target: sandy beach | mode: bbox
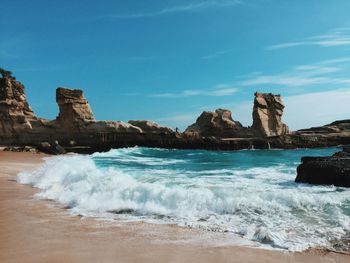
[0,151,349,263]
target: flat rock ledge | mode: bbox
[295,146,350,187]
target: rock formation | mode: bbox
[252,92,289,137]
[54,87,142,135]
[128,120,174,135]
[1,68,349,153]
[185,109,251,138]
[297,120,350,135]
[295,146,350,187]
[56,87,94,127]
[0,71,37,137]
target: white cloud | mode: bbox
[284,89,350,130]
[156,112,199,130]
[151,86,238,98]
[268,27,350,50]
[109,0,242,19]
[241,57,350,88]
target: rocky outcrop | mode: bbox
[54,88,142,135]
[252,92,289,137]
[185,109,252,138]
[56,87,94,127]
[86,121,142,134]
[1,68,349,153]
[295,146,350,187]
[0,72,37,137]
[297,120,350,135]
[128,120,174,135]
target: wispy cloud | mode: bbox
[241,57,350,87]
[201,48,235,59]
[268,27,350,50]
[150,85,238,98]
[283,88,350,130]
[108,0,242,19]
[157,113,198,126]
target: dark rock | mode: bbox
[3,146,38,153]
[36,141,65,155]
[295,151,350,187]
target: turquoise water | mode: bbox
[18,147,350,251]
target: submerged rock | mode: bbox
[295,147,350,187]
[252,92,289,137]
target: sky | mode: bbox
[1,0,350,131]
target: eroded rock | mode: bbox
[185,108,252,138]
[128,120,174,135]
[56,87,94,127]
[0,73,37,136]
[252,92,289,137]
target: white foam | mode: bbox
[17,148,350,251]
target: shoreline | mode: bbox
[0,151,349,263]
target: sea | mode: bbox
[17,147,350,251]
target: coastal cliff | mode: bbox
[0,69,349,153]
[0,70,37,136]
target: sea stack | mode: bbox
[56,87,95,127]
[252,92,289,137]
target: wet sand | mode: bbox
[0,151,349,263]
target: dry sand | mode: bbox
[0,150,349,263]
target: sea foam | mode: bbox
[17,147,350,251]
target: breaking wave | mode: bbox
[17,147,350,251]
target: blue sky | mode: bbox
[1,0,350,130]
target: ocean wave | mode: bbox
[17,147,350,251]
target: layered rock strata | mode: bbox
[0,69,349,153]
[0,73,37,137]
[56,87,95,126]
[252,92,289,137]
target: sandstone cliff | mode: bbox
[1,68,349,152]
[0,71,37,137]
[252,92,289,137]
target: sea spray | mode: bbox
[17,147,350,251]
